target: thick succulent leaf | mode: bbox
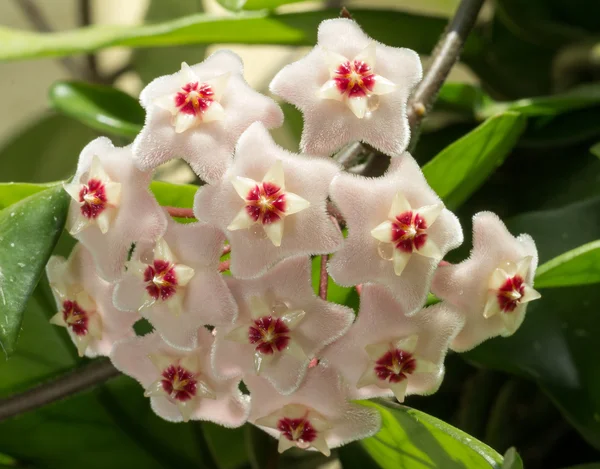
[0,9,476,62]
[535,240,600,288]
[466,196,600,449]
[422,112,526,210]
[0,182,58,211]
[49,81,144,138]
[357,400,503,468]
[0,186,69,357]
[502,448,524,469]
[150,181,198,209]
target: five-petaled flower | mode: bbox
[323,284,463,402]
[194,122,343,279]
[113,215,237,350]
[111,330,249,425]
[247,365,381,456]
[270,18,422,157]
[47,244,138,357]
[211,256,354,394]
[432,212,541,351]
[328,152,463,314]
[132,51,283,184]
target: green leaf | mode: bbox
[0,9,468,62]
[535,240,600,288]
[202,423,248,469]
[502,448,524,469]
[422,112,526,210]
[0,185,69,357]
[359,400,503,468]
[466,196,600,450]
[591,142,600,159]
[0,182,59,211]
[243,0,308,10]
[150,181,198,208]
[49,81,144,138]
[0,114,97,183]
[310,256,359,312]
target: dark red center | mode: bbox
[245,182,286,225]
[391,211,428,253]
[497,275,525,313]
[248,316,291,355]
[161,365,197,402]
[144,260,178,301]
[62,300,89,336]
[375,348,417,383]
[175,82,215,116]
[278,417,317,443]
[78,178,107,219]
[333,60,376,98]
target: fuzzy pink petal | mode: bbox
[211,256,354,394]
[111,329,250,427]
[328,153,463,313]
[323,284,463,399]
[47,244,138,358]
[194,122,343,279]
[432,212,539,352]
[133,51,283,183]
[270,19,422,157]
[247,364,381,449]
[67,137,167,282]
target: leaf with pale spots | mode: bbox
[49,81,145,139]
[0,185,69,357]
[346,400,503,468]
[422,112,526,210]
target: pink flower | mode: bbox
[47,244,138,357]
[432,212,541,351]
[63,137,167,282]
[111,330,249,425]
[328,153,463,313]
[270,18,422,157]
[246,364,381,456]
[323,284,463,402]
[113,214,237,350]
[132,51,284,183]
[211,256,354,394]
[194,122,343,279]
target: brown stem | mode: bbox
[165,206,195,218]
[0,359,119,422]
[355,284,363,295]
[318,255,330,300]
[15,0,87,80]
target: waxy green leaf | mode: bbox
[422,112,526,210]
[535,240,600,288]
[359,400,504,468]
[0,182,58,211]
[0,185,69,357]
[49,81,144,138]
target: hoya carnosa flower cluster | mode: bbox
[47,18,541,456]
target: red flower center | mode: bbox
[144,260,178,301]
[78,178,107,219]
[391,211,428,253]
[62,300,89,336]
[333,60,376,98]
[375,348,417,383]
[278,417,317,444]
[244,182,286,225]
[248,316,291,355]
[161,365,197,402]
[497,275,525,313]
[175,82,215,116]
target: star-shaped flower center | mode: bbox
[144,260,178,301]
[79,179,107,220]
[161,365,198,402]
[318,42,396,118]
[256,404,332,456]
[374,348,417,383]
[483,257,541,333]
[371,192,444,276]
[228,160,310,246]
[175,82,215,117]
[249,316,291,354]
[358,336,438,402]
[154,62,229,133]
[62,299,89,336]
